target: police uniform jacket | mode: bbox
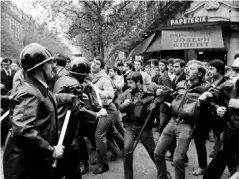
[3,76,72,179]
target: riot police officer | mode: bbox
[3,43,74,179]
[53,56,107,178]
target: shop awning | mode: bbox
[130,32,156,56]
[161,26,224,50]
[146,32,161,52]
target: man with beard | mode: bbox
[117,72,156,179]
[154,60,211,179]
[3,43,74,179]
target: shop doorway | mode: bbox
[197,50,227,64]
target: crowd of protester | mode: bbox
[1,43,239,179]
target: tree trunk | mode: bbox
[99,27,104,59]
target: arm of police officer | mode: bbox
[80,107,108,118]
[12,90,64,159]
[54,93,76,106]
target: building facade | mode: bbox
[1,0,72,59]
[125,1,239,65]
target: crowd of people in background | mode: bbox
[1,43,239,179]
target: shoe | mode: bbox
[93,164,109,174]
[165,154,173,161]
[80,162,89,175]
[110,152,117,161]
[192,168,206,176]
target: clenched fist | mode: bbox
[229,98,239,109]
[198,91,212,101]
[123,99,131,106]
[53,145,65,159]
[156,89,164,96]
[216,106,226,118]
[98,108,108,117]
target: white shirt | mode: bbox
[168,72,175,81]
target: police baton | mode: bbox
[0,110,10,123]
[52,110,71,168]
[92,85,103,108]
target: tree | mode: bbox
[33,0,155,59]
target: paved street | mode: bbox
[1,130,230,179]
[83,130,230,179]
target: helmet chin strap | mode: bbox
[41,68,49,85]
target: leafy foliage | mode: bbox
[33,0,156,59]
[1,0,72,60]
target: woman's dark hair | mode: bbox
[208,59,225,75]
[126,72,143,84]
[95,56,105,69]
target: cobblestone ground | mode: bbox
[1,130,230,179]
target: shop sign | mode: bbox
[170,16,208,25]
[161,27,224,50]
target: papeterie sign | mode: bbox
[170,16,208,25]
[161,26,224,50]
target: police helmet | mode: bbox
[70,57,90,75]
[20,43,53,72]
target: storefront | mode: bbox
[128,1,239,65]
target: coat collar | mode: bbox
[92,70,108,84]
[25,76,48,97]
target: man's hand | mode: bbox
[229,171,239,179]
[123,99,131,106]
[216,106,226,118]
[98,108,108,117]
[229,98,239,109]
[53,145,65,159]
[0,84,5,89]
[156,89,164,96]
[198,91,212,101]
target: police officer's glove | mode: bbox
[71,97,84,116]
[53,145,65,159]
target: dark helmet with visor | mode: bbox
[70,57,90,75]
[20,43,53,72]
